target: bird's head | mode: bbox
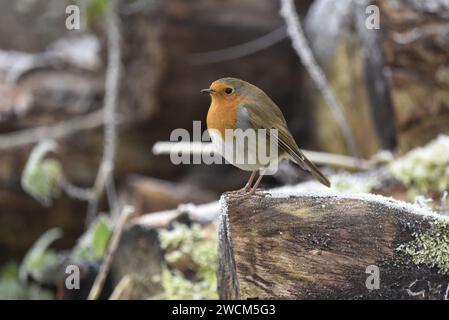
[201,77,252,104]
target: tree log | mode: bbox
[218,192,449,299]
[124,175,217,216]
[307,0,449,155]
[377,0,449,152]
[109,224,164,299]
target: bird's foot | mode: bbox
[231,184,268,197]
[248,188,270,196]
[234,184,251,194]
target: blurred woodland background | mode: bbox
[0,0,448,299]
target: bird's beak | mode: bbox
[200,88,215,94]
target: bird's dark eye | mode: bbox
[225,87,233,95]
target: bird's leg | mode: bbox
[249,174,264,195]
[238,170,257,192]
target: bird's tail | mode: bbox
[289,151,331,187]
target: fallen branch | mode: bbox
[132,201,220,228]
[152,141,372,171]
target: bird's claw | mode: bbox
[231,188,269,197]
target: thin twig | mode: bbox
[0,109,104,151]
[187,26,287,65]
[87,205,134,300]
[60,175,94,201]
[108,274,133,300]
[106,174,120,219]
[279,0,358,157]
[301,149,371,171]
[87,0,122,225]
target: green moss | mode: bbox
[397,219,449,274]
[0,262,53,300]
[390,134,449,198]
[157,222,218,300]
[155,267,218,300]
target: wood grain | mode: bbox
[218,192,449,299]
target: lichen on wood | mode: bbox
[397,219,449,274]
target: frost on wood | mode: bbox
[217,195,240,299]
[218,190,449,299]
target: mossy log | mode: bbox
[218,192,449,299]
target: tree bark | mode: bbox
[376,0,449,151]
[307,0,449,155]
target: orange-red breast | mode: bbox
[202,77,330,194]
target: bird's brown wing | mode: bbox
[241,102,331,187]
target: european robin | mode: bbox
[202,77,330,194]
